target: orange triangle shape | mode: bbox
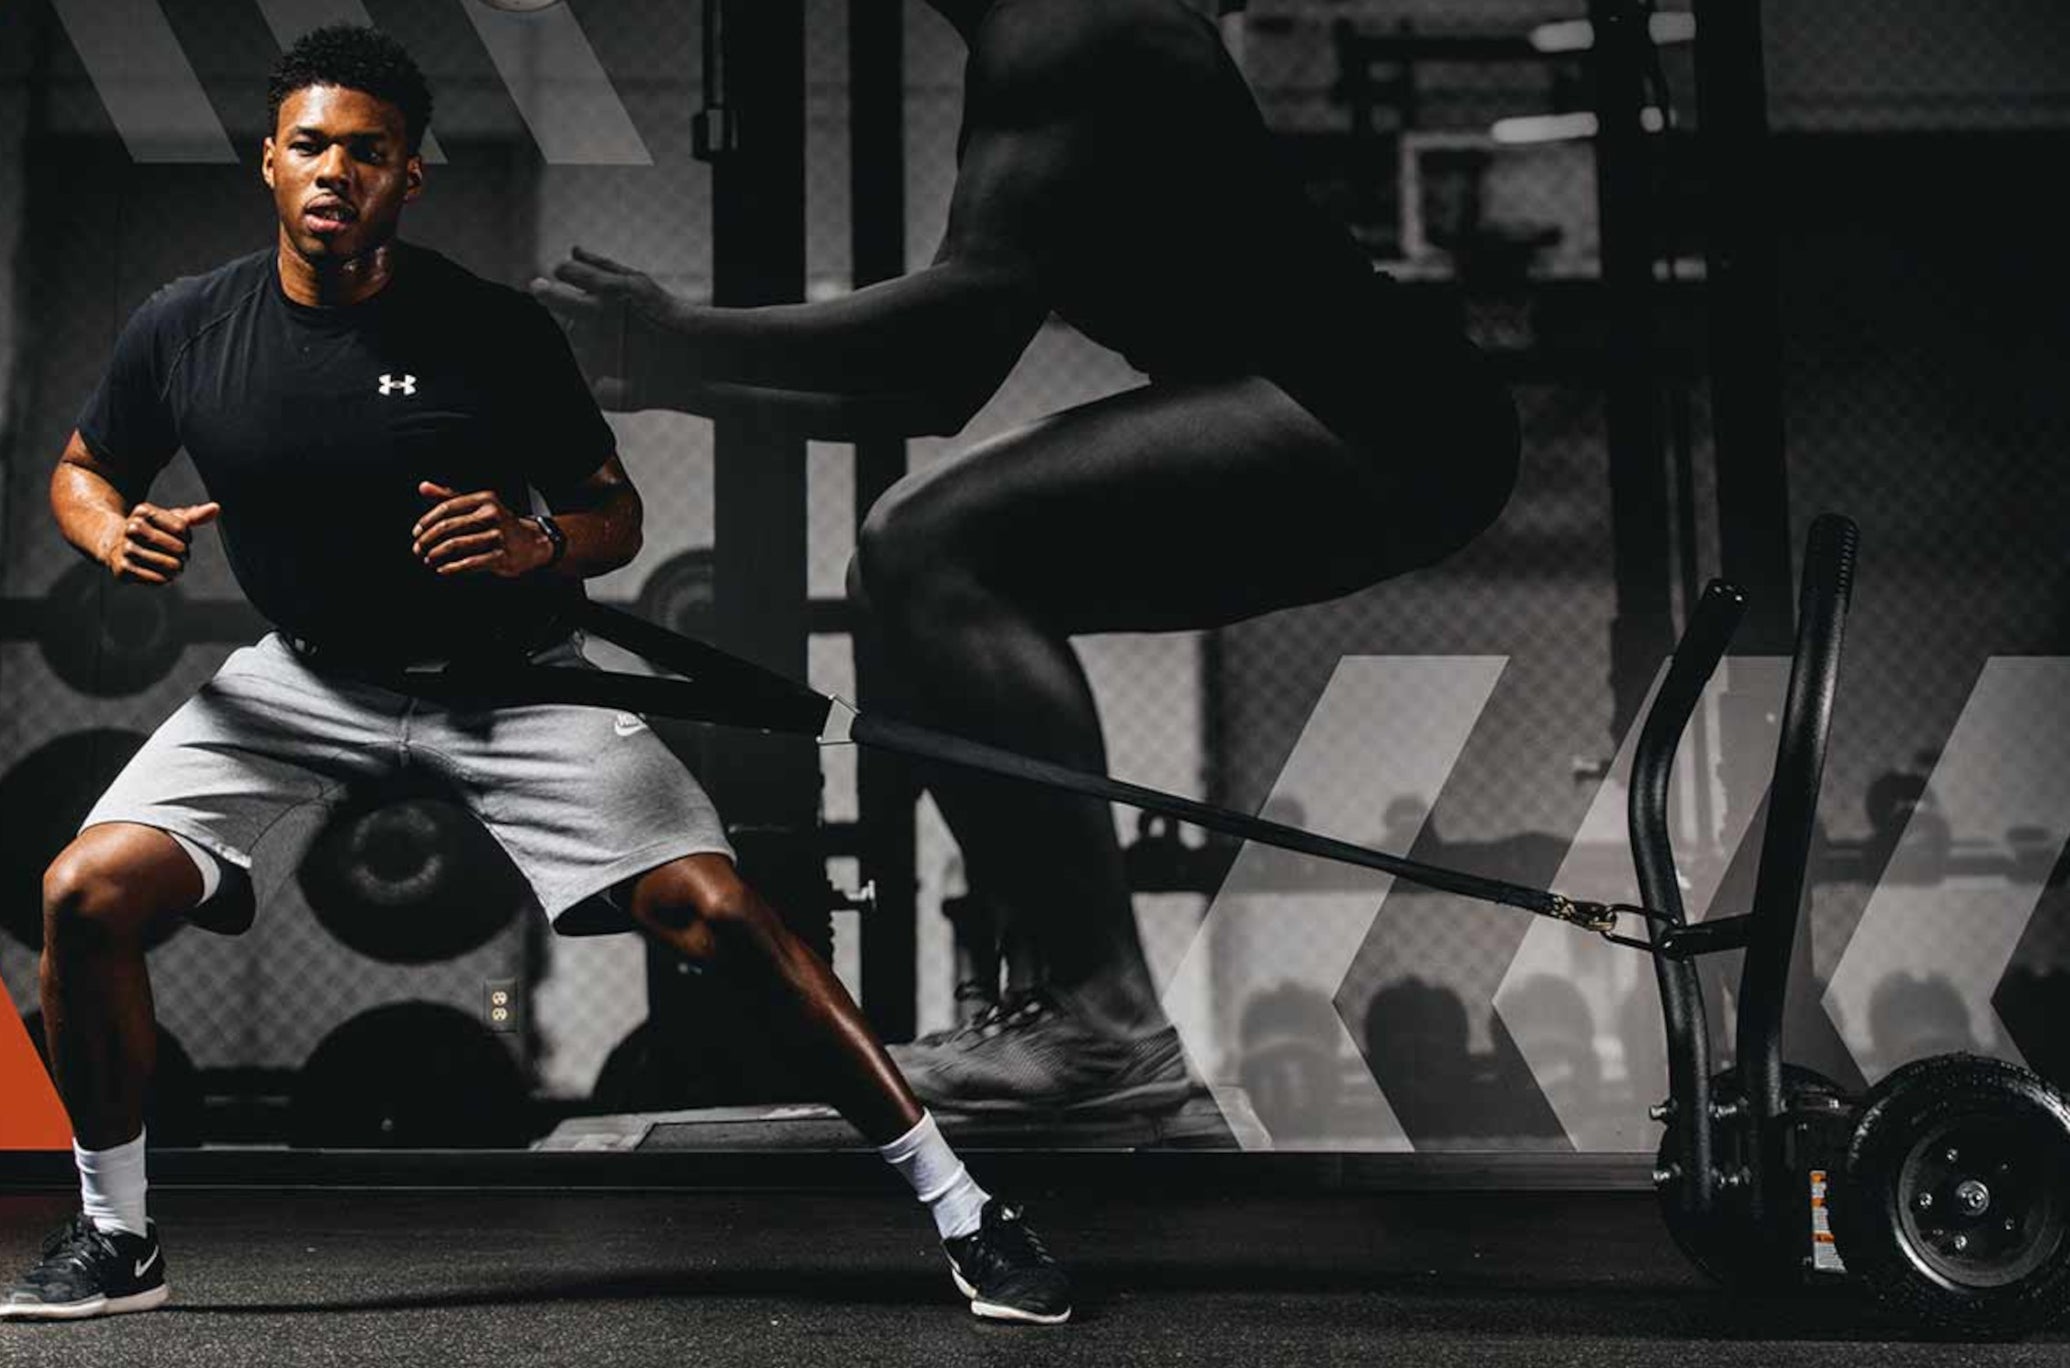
[0,979,72,1150]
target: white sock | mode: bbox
[878,1111,989,1240]
[76,1128,149,1237]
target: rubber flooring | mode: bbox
[1,1187,2064,1366]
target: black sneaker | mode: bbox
[0,1214,170,1321]
[942,1198,1071,1325]
[889,991,1199,1116]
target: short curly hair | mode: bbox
[267,24,432,153]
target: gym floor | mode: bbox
[2,1180,2062,1366]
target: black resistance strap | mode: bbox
[393,602,1658,941]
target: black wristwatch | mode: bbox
[530,513,568,568]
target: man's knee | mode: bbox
[844,551,873,616]
[42,845,168,952]
[630,857,782,966]
[856,478,967,602]
[855,488,993,632]
[854,491,919,604]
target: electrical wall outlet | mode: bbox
[484,979,520,1034]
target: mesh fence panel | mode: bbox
[1765,0,2070,131]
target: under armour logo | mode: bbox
[378,374,417,397]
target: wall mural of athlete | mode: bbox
[534,0,1521,1116]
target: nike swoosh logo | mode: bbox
[613,713,647,737]
[134,1248,159,1278]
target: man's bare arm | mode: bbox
[531,37,1093,439]
[533,252,1046,438]
[535,453,642,579]
[50,430,217,585]
[414,453,642,581]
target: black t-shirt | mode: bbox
[76,243,614,661]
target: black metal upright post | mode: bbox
[1691,0,1793,650]
[1589,0,1675,743]
[647,0,818,1093]
[708,0,816,902]
[847,0,919,1040]
[705,0,808,717]
[1691,0,1797,847]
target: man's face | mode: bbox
[262,84,421,263]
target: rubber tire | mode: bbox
[1656,1063,1845,1293]
[1832,1053,2070,1340]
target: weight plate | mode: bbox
[296,784,525,964]
[288,1001,529,1148]
[0,731,164,951]
[39,561,186,697]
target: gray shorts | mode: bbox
[81,632,733,929]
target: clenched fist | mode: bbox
[103,501,219,585]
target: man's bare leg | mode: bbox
[41,824,203,1152]
[625,853,1071,1322]
[627,853,922,1142]
[0,823,204,1321]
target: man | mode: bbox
[1,24,1067,1326]
[534,0,1521,1114]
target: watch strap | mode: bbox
[532,513,568,567]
